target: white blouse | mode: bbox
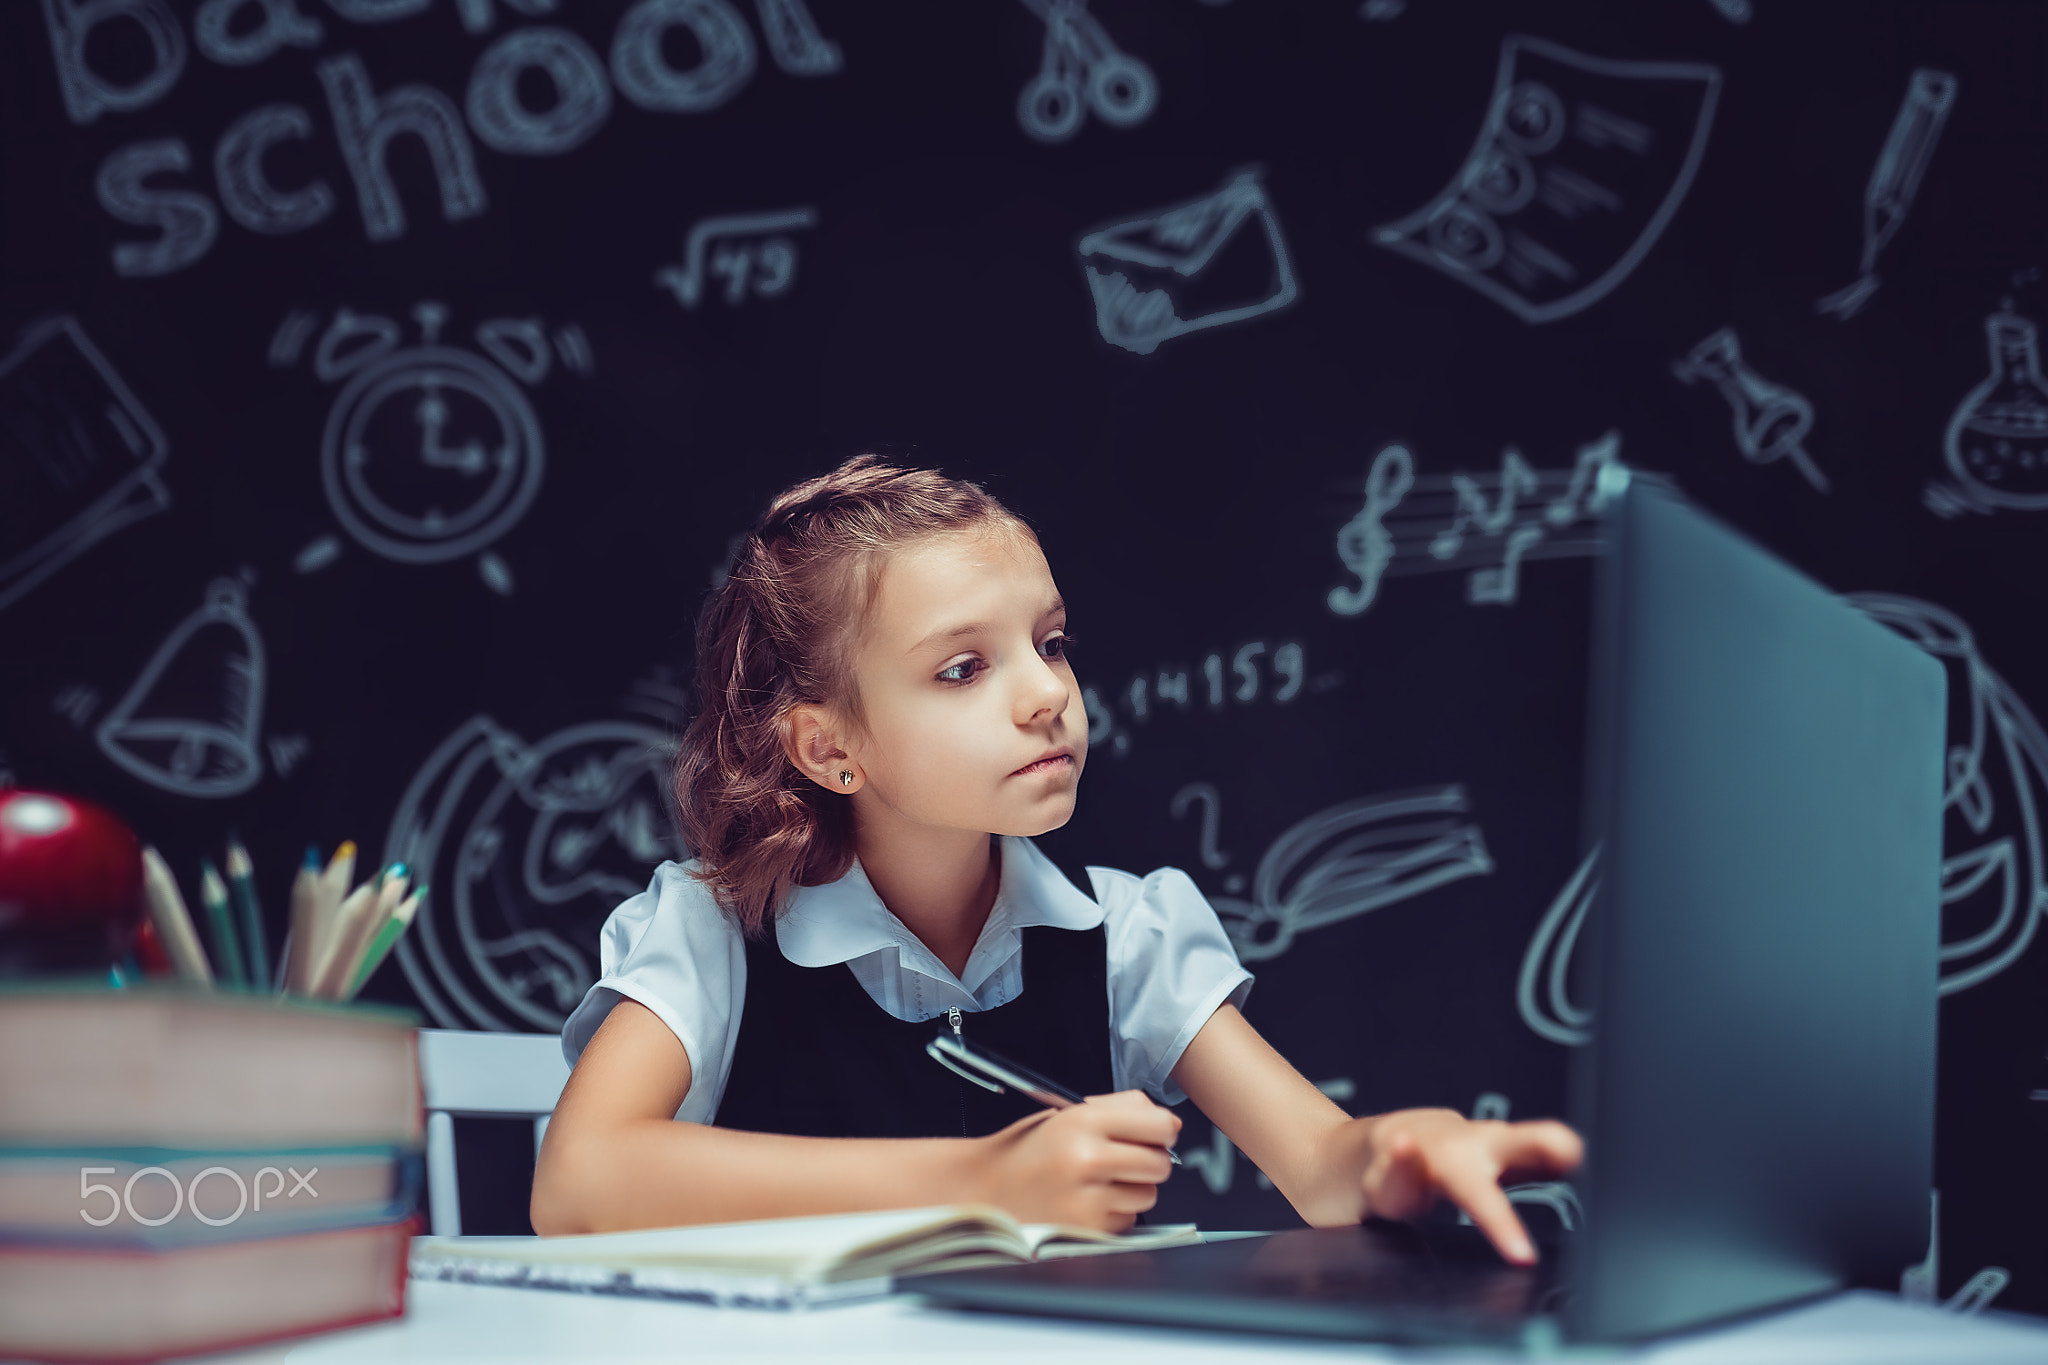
[561,835,1254,1123]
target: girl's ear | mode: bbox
[781,705,857,792]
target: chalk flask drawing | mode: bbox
[1077,168,1299,355]
[0,316,171,614]
[1940,309,2048,511]
[1816,69,1957,320]
[384,712,682,1032]
[1671,327,1828,493]
[1014,0,1157,144]
[1372,35,1720,323]
[94,579,265,799]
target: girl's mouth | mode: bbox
[1011,753,1075,777]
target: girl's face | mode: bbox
[844,525,1087,839]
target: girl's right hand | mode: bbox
[972,1091,1182,1231]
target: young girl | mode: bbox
[532,457,1580,1262]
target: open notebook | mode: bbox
[410,1205,1201,1308]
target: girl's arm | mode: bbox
[1170,1004,1582,1265]
[531,998,1181,1235]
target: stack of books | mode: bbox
[0,986,423,1361]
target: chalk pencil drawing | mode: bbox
[0,316,171,614]
[1329,432,1627,616]
[1901,1192,2011,1315]
[95,578,266,799]
[1372,36,1720,323]
[655,207,817,309]
[386,708,684,1031]
[279,302,589,592]
[1014,0,1157,144]
[1672,327,1828,494]
[1077,168,1299,356]
[1817,70,1956,320]
[1924,307,2048,516]
[1206,787,1493,963]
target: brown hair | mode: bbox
[675,455,1032,936]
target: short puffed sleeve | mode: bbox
[560,861,747,1124]
[1089,865,1254,1105]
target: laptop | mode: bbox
[906,476,1948,1344]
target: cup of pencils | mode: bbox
[139,837,423,1001]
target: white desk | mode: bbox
[225,1280,2048,1364]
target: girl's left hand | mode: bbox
[1348,1108,1584,1266]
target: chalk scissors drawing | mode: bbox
[1014,0,1158,144]
[655,207,818,309]
[1328,431,1628,616]
[0,316,170,614]
[95,578,266,799]
[1817,69,1957,320]
[1205,787,1494,964]
[386,712,682,1031]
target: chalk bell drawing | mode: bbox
[276,302,592,594]
[1373,35,1720,323]
[1925,307,2048,515]
[1077,168,1299,355]
[0,316,170,614]
[95,578,266,799]
[1014,0,1157,144]
[1328,431,1627,615]
[1816,69,1957,320]
[655,207,817,309]
[1671,327,1828,494]
[385,708,683,1031]
[1206,786,1493,963]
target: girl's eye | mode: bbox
[937,658,984,685]
[1040,633,1073,661]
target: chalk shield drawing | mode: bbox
[1014,0,1157,144]
[93,578,267,799]
[275,302,593,594]
[655,207,817,309]
[1328,431,1627,616]
[0,316,171,614]
[1077,168,1299,355]
[386,713,683,1031]
[1373,36,1720,323]
[1672,327,1827,493]
[1925,308,2048,515]
[1817,69,1957,320]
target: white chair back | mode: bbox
[417,1028,571,1237]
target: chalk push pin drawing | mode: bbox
[1816,69,1957,320]
[1014,0,1157,144]
[1926,307,2048,515]
[1373,35,1720,324]
[1672,327,1828,494]
[277,302,593,595]
[655,207,817,309]
[94,578,267,799]
[1077,168,1300,355]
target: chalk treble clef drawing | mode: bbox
[655,207,819,309]
[1014,0,1157,144]
[1328,445,1413,616]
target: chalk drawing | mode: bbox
[1206,787,1493,963]
[96,139,220,277]
[1517,847,1597,1047]
[1014,0,1157,144]
[1170,782,1231,870]
[1086,640,1318,760]
[1705,0,1751,23]
[0,317,171,614]
[41,0,188,125]
[1360,1,1406,21]
[1924,307,2048,515]
[318,53,488,243]
[95,579,266,799]
[655,207,817,309]
[386,708,684,1031]
[216,105,337,235]
[1329,432,1627,616]
[1078,168,1299,356]
[754,0,843,75]
[196,0,325,66]
[1460,1093,1582,1230]
[1372,36,1720,323]
[1901,1192,2011,1315]
[1672,327,1828,494]
[1817,70,1956,320]
[279,302,589,591]
[466,26,614,156]
[1181,1079,1355,1196]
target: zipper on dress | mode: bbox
[948,1008,967,1137]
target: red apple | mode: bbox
[0,790,145,974]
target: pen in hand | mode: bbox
[927,1032,1183,1166]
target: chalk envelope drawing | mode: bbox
[1078,168,1300,355]
[0,316,170,614]
[1208,786,1493,963]
[385,714,683,1031]
[95,578,266,799]
[1015,0,1158,144]
[1817,69,1956,320]
[1372,35,1720,324]
[1672,327,1828,494]
[1329,431,1627,616]
[1930,309,2048,514]
[654,207,817,309]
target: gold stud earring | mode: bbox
[839,771,855,787]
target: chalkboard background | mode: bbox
[4,0,2044,1314]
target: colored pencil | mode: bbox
[198,859,249,989]
[345,885,423,1000]
[316,865,407,1000]
[140,847,212,985]
[309,873,380,1000]
[283,845,322,995]
[224,837,269,991]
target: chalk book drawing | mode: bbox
[1518,593,2048,1051]
[384,711,683,1031]
[1672,327,1827,494]
[1372,35,1720,323]
[1817,69,1957,320]
[273,301,593,595]
[1013,0,1158,144]
[655,207,817,309]
[1077,168,1300,355]
[1925,306,2048,516]
[1328,431,1628,616]
[0,316,170,614]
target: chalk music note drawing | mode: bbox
[1328,431,1628,616]
[655,207,818,310]
[1672,327,1828,494]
